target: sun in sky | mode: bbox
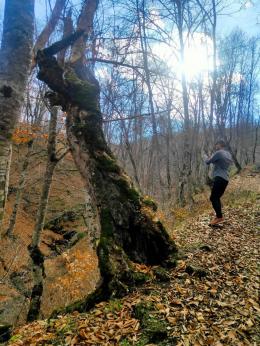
[180,34,214,80]
[153,32,214,81]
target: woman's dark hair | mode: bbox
[215,140,226,147]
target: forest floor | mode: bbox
[6,172,260,346]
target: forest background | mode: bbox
[0,0,259,330]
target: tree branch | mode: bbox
[41,30,85,57]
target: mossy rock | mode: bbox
[133,302,168,343]
[153,266,170,282]
[144,317,168,343]
[47,231,86,256]
[44,210,81,232]
[132,271,151,285]
[185,265,208,278]
[51,285,107,317]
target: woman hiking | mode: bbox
[205,140,233,225]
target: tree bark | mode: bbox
[136,0,162,195]
[175,0,193,206]
[36,37,177,309]
[0,0,34,230]
[27,107,60,322]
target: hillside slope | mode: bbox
[0,147,99,325]
[5,169,259,346]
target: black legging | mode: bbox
[210,176,228,218]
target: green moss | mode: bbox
[133,302,168,344]
[133,301,155,321]
[76,232,86,240]
[127,187,141,203]
[115,177,140,204]
[9,334,22,342]
[64,68,99,113]
[104,299,123,314]
[144,317,168,343]
[97,208,116,279]
[135,336,150,346]
[100,208,114,238]
[120,339,132,346]
[96,152,121,174]
[142,196,158,211]
[132,271,151,285]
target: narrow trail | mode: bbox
[8,199,259,346]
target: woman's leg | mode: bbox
[210,177,228,218]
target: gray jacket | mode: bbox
[206,149,233,181]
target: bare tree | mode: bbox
[0,0,35,230]
[35,0,177,315]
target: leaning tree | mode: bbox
[34,0,177,314]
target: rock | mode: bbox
[9,268,31,298]
[144,318,168,343]
[133,302,168,343]
[44,210,81,232]
[185,265,208,278]
[0,324,11,342]
[0,288,27,326]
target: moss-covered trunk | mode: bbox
[36,40,177,307]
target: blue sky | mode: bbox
[217,0,260,36]
[0,0,259,37]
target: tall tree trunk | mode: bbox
[36,34,177,311]
[0,0,34,230]
[137,0,162,195]
[210,0,217,135]
[175,0,193,207]
[27,107,60,322]
[120,120,141,191]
